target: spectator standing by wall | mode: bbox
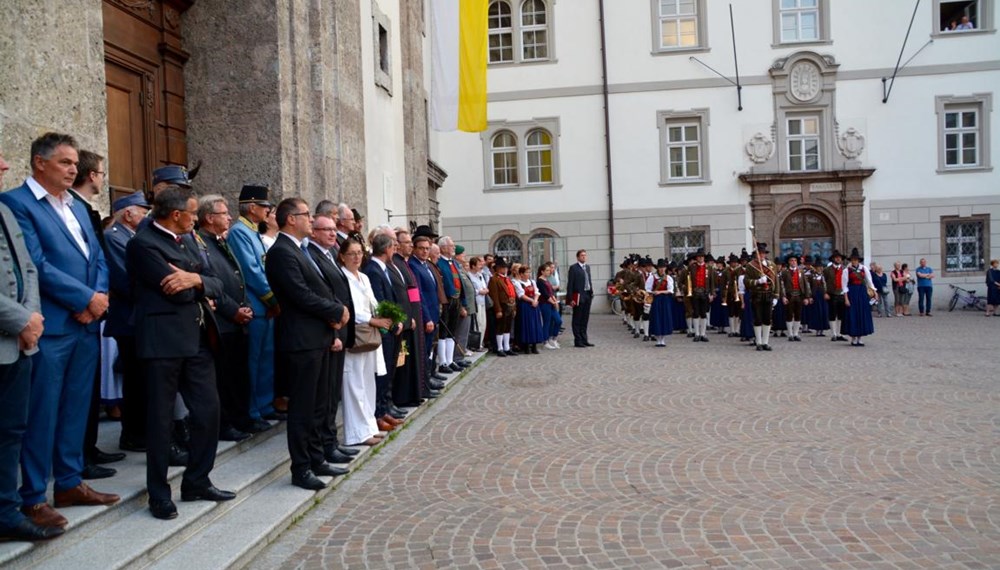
[915,258,935,316]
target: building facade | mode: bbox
[432,0,999,306]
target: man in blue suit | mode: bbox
[0,133,119,531]
[408,234,444,397]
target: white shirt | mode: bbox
[578,262,592,291]
[469,270,488,305]
[152,221,180,242]
[279,231,302,248]
[27,176,90,258]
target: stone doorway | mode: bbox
[778,208,835,262]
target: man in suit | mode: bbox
[0,151,61,541]
[266,200,351,490]
[334,203,355,249]
[435,236,467,374]
[566,249,595,348]
[127,185,235,520]
[227,185,280,427]
[409,235,445,396]
[104,193,151,454]
[392,229,427,405]
[305,214,360,465]
[196,195,254,442]
[363,233,405,432]
[0,133,119,530]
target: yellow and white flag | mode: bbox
[429,0,488,132]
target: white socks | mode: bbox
[753,326,762,345]
[761,324,771,345]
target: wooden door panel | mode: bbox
[105,61,147,201]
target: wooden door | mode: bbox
[105,61,150,202]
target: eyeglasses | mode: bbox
[289,211,312,218]
[313,227,336,232]
[210,210,229,216]
[342,250,364,257]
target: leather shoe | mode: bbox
[21,504,67,528]
[0,518,64,541]
[448,363,463,372]
[337,445,360,456]
[169,444,189,467]
[495,350,507,357]
[584,342,595,347]
[504,350,518,356]
[430,372,448,381]
[91,448,126,465]
[325,449,355,464]
[263,411,288,421]
[54,483,120,508]
[149,499,178,520]
[81,464,116,480]
[388,406,408,419]
[437,365,454,375]
[429,379,445,390]
[219,427,252,442]
[382,414,404,426]
[245,418,273,433]
[291,471,327,491]
[312,463,349,477]
[376,418,395,432]
[119,437,146,452]
[181,485,236,502]
[426,389,441,398]
[273,396,289,413]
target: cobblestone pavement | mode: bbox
[253,311,1000,569]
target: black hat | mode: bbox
[829,249,844,262]
[352,208,364,221]
[412,224,439,239]
[849,247,861,260]
[716,255,726,264]
[740,248,751,262]
[239,185,272,206]
[813,254,824,265]
[755,242,769,254]
[493,256,508,269]
[694,248,706,258]
[728,253,740,264]
[640,256,653,267]
[152,165,191,188]
[656,258,668,268]
[667,261,678,271]
[785,253,799,264]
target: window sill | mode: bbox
[488,58,558,69]
[484,184,563,193]
[651,46,711,56]
[771,39,833,48]
[936,166,993,174]
[659,179,712,187]
[931,29,996,39]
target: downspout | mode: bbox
[598,0,616,273]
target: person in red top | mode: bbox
[780,254,812,341]
[686,249,716,342]
[487,258,517,356]
[823,250,849,342]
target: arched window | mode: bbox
[488,1,514,63]
[526,231,565,276]
[778,209,835,262]
[491,131,519,186]
[493,234,524,264]
[520,0,549,61]
[525,129,553,184]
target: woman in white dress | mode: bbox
[339,239,394,446]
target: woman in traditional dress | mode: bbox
[841,248,876,347]
[537,262,562,349]
[513,265,545,354]
[808,256,830,336]
[648,259,675,347]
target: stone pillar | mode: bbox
[842,173,867,252]
[399,0,431,226]
[0,0,107,182]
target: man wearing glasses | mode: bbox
[227,185,281,431]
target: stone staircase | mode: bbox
[0,352,485,569]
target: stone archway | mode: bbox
[778,208,835,262]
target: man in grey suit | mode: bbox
[0,151,58,540]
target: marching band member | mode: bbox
[841,248,876,347]
[780,254,812,341]
[648,259,674,347]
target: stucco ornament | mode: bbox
[745,132,775,164]
[837,127,866,159]
[789,61,821,102]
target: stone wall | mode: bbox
[0,0,107,185]
[398,0,431,227]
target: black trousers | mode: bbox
[144,345,219,502]
[571,291,593,344]
[691,295,710,318]
[828,294,846,322]
[375,332,398,418]
[280,348,331,476]
[0,355,30,528]
[392,329,421,406]
[216,332,252,432]
[114,336,146,447]
[786,296,804,321]
[751,294,773,326]
[438,298,460,339]
[321,348,344,457]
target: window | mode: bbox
[665,227,708,265]
[771,0,829,45]
[935,0,993,34]
[488,0,554,65]
[372,5,393,94]
[493,234,524,264]
[786,116,820,172]
[481,118,561,191]
[651,0,707,53]
[936,94,993,173]
[657,109,710,185]
[942,216,989,274]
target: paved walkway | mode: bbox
[252,311,1000,569]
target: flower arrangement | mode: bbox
[375,300,408,333]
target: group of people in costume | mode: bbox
[611,244,877,350]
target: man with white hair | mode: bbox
[434,236,467,374]
[335,203,354,249]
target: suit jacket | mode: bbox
[0,181,108,335]
[363,257,398,306]
[227,217,276,317]
[307,242,355,348]
[685,262,717,295]
[198,229,249,335]
[266,234,345,352]
[103,221,137,337]
[488,273,517,311]
[126,223,223,359]
[435,257,465,305]
[823,264,847,295]
[780,267,812,298]
[0,203,40,363]
[566,262,592,303]
[408,256,441,326]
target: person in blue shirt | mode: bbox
[915,258,935,316]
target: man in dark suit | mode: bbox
[391,229,426,405]
[196,195,254,442]
[0,133,119,530]
[0,152,61,541]
[126,185,234,520]
[566,249,595,348]
[306,214,360,465]
[266,200,351,490]
[363,233,405,431]
[409,235,445,395]
[104,192,151,454]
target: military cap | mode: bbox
[239,185,273,206]
[152,165,191,188]
[112,192,150,213]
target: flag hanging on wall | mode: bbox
[429,0,488,132]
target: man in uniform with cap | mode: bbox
[686,249,716,342]
[780,254,812,341]
[823,250,849,342]
[226,185,280,430]
[744,242,782,351]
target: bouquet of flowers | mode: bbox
[375,300,408,333]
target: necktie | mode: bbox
[583,264,591,291]
[301,243,323,275]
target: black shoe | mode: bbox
[181,485,236,502]
[325,449,355,464]
[686,332,695,338]
[448,363,462,372]
[431,372,448,381]
[693,336,699,342]
[292,471,327,491]
[437,365,454,375]
[149,499,178,520]
[262,411,288,421]
[789,336,795,341]
[91,448,126,465]
[456,360,472,367]
[584,342,595,347]
[388,407,408,419]
[429,380,445,390]
[0,518,64,541]
[81,464,116,480]
[169,444,189,467]
[632,332,640,338]
[426,389,441,398]
[312,463,349,477]
[504,350,518,356]
[762,344,773,351]
[574,343,586,348]
[119,437,146,452]
[529,345,539,354]
[337,445,361,456]
[246,419,273,433]
[701,336,709,342]
[756,345,763,351]
[219,427,252,442]
[495,351,507,357]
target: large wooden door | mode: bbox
[105,61,150,202]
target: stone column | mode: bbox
[0,0,107,182]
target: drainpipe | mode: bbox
[598,0,616,274]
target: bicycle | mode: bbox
[948,284,987,312]
[607,284,624,316]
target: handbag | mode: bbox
[467,317,482,351]
[348,322,382,353]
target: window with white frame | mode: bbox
[650,0,707,53]
[488,0,553,65]
[936,93,992,173]
[481,118,561,191]
[942,216,988,273]
[657,109,710,185]
[787,116,820,172]
[665,227,709,265]
[772,0,829,45]
[935,0,993,33]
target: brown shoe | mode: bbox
[21,503,67,528]
[381,414,404,427]
[53,483,120,508]
[273,396,289,413]
[376,418,396,432]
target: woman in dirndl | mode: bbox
[649,259,674,347]
[841,248,876,346]
[808,256,830,336]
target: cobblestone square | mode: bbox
[255,311,999,569]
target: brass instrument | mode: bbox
[643,291,654,304]
[686,272,693,297]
